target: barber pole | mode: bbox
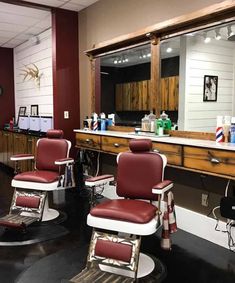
[92,113,98,131]
[216,126,224,142]
[216,116,224,143]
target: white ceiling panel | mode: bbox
[62,2,85,11]
[0,0,99,48]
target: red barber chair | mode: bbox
[0,129,74,231]
[71,139,173,282]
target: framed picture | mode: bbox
[203,75,218,102]
[18,106,26,116]
[31,104,39,116]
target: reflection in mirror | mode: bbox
[162,21,235,133]
[100,43,151,126]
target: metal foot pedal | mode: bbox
[70,268,134,282]
[0,189,46,230]
[70,230,141,282]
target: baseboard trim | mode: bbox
[175,205,234,249]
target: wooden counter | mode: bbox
[74,129,235,179]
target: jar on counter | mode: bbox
[141,114,150,132]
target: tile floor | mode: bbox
[0,166,234,283]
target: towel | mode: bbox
[161,191,177,250]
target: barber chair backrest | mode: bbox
[35,129,70,172]
[116,139,163,201]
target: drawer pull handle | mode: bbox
[210,157,220,164]
[208,151,220,164]
[114,143,120,148]
[85,138,92,144]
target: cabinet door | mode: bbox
[13,133,28,172]
[7,132,14,168]
[27,136,38,170]
[2,131,9,165]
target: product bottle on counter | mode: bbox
[160,111,171,134]
[223,116,231,143]
[230,117,235,143]
[148,111,156,133]
[155,118,164,136]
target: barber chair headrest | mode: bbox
[46,129,64,139]
[129,139,152,152]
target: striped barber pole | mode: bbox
[216,126,224,142]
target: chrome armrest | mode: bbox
[152,180,173,194]
[85,174,114,187]
[54,158,74,165]
[11,154,35,161]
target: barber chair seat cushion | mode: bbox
[14,170,59,183]
[90,199,157,223]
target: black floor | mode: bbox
[0,167,234,283]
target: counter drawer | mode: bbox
[76,133,101,150]
[184,146,235,177]
[101,136,130,154]
[152,142,182,166]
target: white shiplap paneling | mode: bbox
[14,28,53,119]
[183,36,234,132]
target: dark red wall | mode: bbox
[0,47,15,128]
[52,8,79,156]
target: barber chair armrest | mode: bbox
[54,158,74,165]
[10,154,35,161]
[152,180,173,194]
[85,174,114,187]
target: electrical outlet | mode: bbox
[201,193,208,207]
[64,111,69,119]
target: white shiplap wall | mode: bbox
[181,35,235,132]
[14,28,53,119]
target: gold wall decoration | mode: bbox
[20,63,42,88]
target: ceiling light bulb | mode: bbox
[114,59,118,64]
[215,30,221,40]
[147,53,151,57]
[125,58,129,62]
[204,33,211,43]
[166,47,172,53]
[143,54,147,58]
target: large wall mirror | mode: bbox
[89,3,235,134]
[161,20,235,133]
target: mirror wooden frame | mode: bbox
[85,0,235,139]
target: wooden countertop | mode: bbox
[74,129,235,152]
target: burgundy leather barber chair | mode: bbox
[71,139,173,282]
[0,130,74,231]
